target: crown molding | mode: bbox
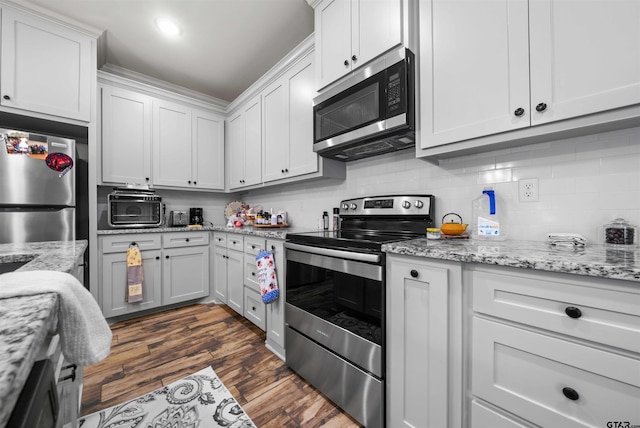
[306,0,323,8]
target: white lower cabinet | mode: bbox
[243,236,266,330]
[386,254,463,428]
[469,265,640,428]
[99,232,209,318]
[264,239,286,359]
[212,232,244,314]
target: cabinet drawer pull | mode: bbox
[252,306,256,311]
[535,102,547,112]
[156,256,160,260]
[3,95,10,100]
[410,269,419,278]
[185,238,190,242]
[514,107,525,117]
[565,306,582,319]
[251,272,255,276]
[166,255,170,259]
[251,245,256,249]
[562,387,579,401]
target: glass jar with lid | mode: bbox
[603,218,637,246]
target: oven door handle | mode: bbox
[284,242,381,264]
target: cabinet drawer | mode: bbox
[244,253,260,291]
[226,235,244,251]
[470,400,532,428]
[162,231,209,248]
[472,317,640,428]
[472,268,640,353]
[213,232,227,248]
[101,233,161,253]
[245,237,266,256]
[244,287,266,331]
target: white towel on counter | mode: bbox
[0,270,112,365]
[547,233,588,247]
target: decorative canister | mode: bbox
[603,218,637,246]
[426,228,441,239]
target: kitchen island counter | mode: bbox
[382,238,640,282]
[0,240,87,428]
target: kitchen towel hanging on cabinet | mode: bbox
[255,250,279,304]
[126,243,144,303]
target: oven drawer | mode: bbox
[472,317,640,428]
[286,326,383,428]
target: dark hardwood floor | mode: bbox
[81,303,362,427]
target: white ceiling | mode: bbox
[20,0,314,103]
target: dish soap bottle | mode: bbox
[471,187,505,240]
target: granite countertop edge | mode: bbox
[382,238,640,283]
[0,240,87,428]
[97,225,315,240]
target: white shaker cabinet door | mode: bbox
[420,0,530,149]
[0,6,92,121]
[101,85,152,185]
[227,111,245,190]
[287,56,318,178]
[262,80,288,182]
[243,97,262,187]
[162,246,209,305]
[192,109,224,190]
[152,100,192,187]
[354,0,402,70]
[528,0,640,126]
[315,0,352,89]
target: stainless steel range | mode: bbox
[285,194,435,427]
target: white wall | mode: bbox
[240,126,640,244]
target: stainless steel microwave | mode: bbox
[313,47,415,161]
[108,189,163,228]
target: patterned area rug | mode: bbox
[79,366,257,428]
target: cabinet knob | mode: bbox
[188,180,191,184]
[251,245,256,249]
[252,306,256,311]
[281,169,285,173]
[185,238,190,242]
[194,181,197,185]
[351,55,357,62]
[344,59,349,67]
[165,255,170,259]
[145,177,150,181]
[2,95,10,100]
[565,306,582,319]
[252,272,256,276]
[156,256,160,260]
[562,387,580,401]
[285,168,289,173]
[271,245,275,250]
[410,269,419,278]
[535,102,547,112]
[514,107,525,117]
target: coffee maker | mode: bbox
[189,208,203,225]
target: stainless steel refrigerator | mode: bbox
[0,127,76,244]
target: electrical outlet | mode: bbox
[519,178,539,202]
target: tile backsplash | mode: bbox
[242,126,640,244]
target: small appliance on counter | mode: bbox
[170,210,189,226]
[108,186,163,228]
[189,208,203,225]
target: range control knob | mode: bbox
[402,200,411,209]
[415,200,424,209]
[342,203,349,210]
[349,203,357,210]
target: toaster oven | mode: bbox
[108,189,163,228]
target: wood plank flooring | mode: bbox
[81,303,363,427]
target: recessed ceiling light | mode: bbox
[155,17,181,37]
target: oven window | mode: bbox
[286,259,382,345]
[110,200,161,225]
[315,82,380,142]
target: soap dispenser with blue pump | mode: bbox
[471,187,505,240]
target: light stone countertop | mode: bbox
[382,238,640,282]
[0,240,87,428]
[97,224,316,240]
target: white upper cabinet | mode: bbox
[528,0,640,126]
[191,109,225,190]
[101,85,152,185]
[153,100,192,188]
[228,95,262,190]
[420,0,640,151]
[0,6,92,121]
[153,99,225,190]
[262,52,318,183]
[315,0,402,89]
